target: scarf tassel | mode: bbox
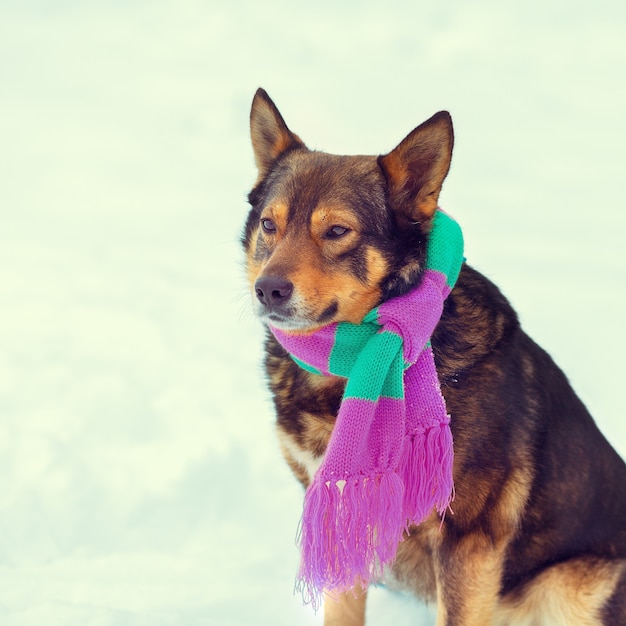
[399,420,455,526]
[296,471,405,609]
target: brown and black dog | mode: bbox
[242,88,626,625]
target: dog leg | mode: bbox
[495,557,626,626]
[435,532,505,626]
[323,586,367,626]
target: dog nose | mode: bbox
[255,276,293,307]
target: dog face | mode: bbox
[244,88,454,332]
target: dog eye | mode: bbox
[261,218,277,233]
[325,226,350,239]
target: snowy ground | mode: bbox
[1,1,625,624]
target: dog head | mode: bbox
[243,88,454,332]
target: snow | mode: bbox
[0,1,624,624]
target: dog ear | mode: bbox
[250,88,305,179]
[378,111,453,224]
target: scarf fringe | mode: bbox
[296,472,405,609]
[295,423,455,608]
[399,420,455,525]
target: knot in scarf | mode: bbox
[270,209,464,608]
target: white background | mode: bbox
[1,1,625,624]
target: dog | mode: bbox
[242,88,626,625]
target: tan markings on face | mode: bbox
[290,245,388,327]
[282,242,338,312]
[245,202,290,287]
[365,247,389,288]
[310,206,359,242]
[248,199,390,329]
[261,201,289,235]
[333,247,388,323]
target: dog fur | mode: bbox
[243,88,626,625]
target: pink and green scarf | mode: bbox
[270,209,464,607]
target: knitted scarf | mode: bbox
[269,209,464,607]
